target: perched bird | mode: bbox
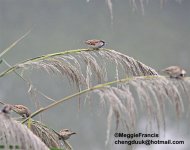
[12,104,31,118]
[162,66,186,78]
[0,100,31,117]
[85,39,105,50]
[58,129,76,140]
[1,104,12,114]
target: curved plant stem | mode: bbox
[22,75,160,124]
[0,48,110,78]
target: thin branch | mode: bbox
[0,29,31,58]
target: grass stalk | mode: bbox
[0,48,110,78]
[22,75,160,123]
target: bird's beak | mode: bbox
[71,132,76,135]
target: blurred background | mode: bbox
[0,0,190,149]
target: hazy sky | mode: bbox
[0,1,190,149]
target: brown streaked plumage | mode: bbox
[162,66,186,78]
[85,39,105,50]
[12,104,31,118]
[58,129,76,140]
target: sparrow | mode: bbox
[12,104,31,118]
[162,66,186,78]
[1,104,12,114]
[85,39,105,50]
[58,129,76,140]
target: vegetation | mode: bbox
[0,1,187,149]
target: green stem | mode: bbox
[22,75,160,124]
[0,48,110,78]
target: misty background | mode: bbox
[0,0,190,149]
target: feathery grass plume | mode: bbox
[94,76,190,144]
[0,49,158,90]
[30,120,60,148]
[98,49,158,76]
[85,0,184,24]
[78,51,104,85]
[103,0,183,21]
[0,111,49,149]
[105,0,113,23]
[21,75,190,146]
[30,120,73,150]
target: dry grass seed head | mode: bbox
[0,113,49,149]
